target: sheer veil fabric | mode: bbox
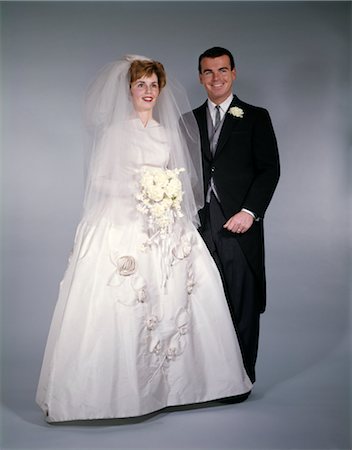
[83,54,204,228]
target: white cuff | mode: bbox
[241,208,256,219]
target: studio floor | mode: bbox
[1,319,349,450]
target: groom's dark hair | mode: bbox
[198,47,235,73]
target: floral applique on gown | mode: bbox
[36,119,252,422]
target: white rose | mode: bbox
[147,185,164,202]
[165,178,182,198]
[228,106,244,118]
[154,170,169,188]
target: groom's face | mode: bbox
[199,55,236,104]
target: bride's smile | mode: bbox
[130,74,160,112]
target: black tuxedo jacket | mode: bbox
[193,95,280,312]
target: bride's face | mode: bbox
[130,73,160,113]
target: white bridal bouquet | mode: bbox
[136,167,185,233]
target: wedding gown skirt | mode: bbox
[36,120,252,422]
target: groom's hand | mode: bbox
[223,211,254,234]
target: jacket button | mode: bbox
[211,166,215,173]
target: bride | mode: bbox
[36,55,252,422]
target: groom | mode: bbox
[193,47,280,390]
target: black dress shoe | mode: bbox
[218,391,251,404]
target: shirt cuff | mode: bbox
[241,208,256,219]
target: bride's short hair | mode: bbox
[129,60,166,90]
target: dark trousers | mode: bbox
[200,195,260,383]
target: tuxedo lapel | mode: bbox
[214,96,241,157]
[196,102,212,161]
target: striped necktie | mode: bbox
[214,105,221,131]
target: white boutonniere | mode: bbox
[228,106,244,118]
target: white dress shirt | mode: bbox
[207,94,234,126]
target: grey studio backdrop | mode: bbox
[1,2,351,450]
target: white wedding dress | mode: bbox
[36,119,252,422]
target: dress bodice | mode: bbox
[123,118,170,170]
[85,118,171,226]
